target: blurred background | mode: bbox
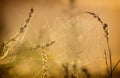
[0,0,120,78]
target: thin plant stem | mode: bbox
[112,59,120,73]
[104,49,109,76]
[4,8,34,46]
[32,41,55,78]
[107,40,112,78]
[0,8,34,61]
[84,12,112,78]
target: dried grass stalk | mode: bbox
[104,49,109,76]
[84,11,112,78]
[33,41,55,78]
[0,8,34,63]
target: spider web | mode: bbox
[45,13,108,65]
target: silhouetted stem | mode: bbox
[107,40,112,78]
[84,11,112,78]
[4,8,34,46]
[104,49,109,76]
[112,59,120,73]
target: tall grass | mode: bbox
[5,8,34,45]
[84,11,120,78]
[0,8,34,65]
[33,41,55,78]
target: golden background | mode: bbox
[0,0,120,77]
